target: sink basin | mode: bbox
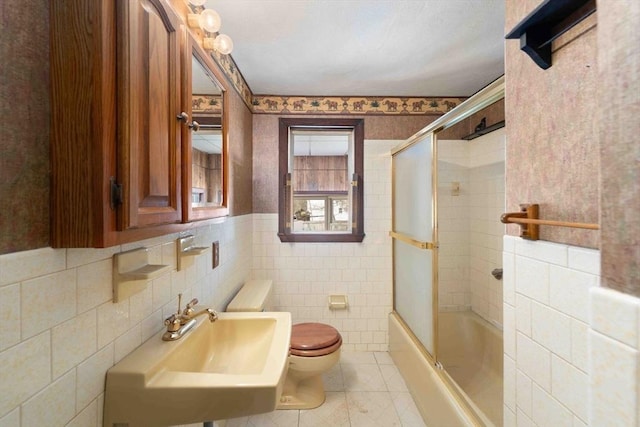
[103,311,292,427]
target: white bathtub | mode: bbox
[439,310,503,426]
[389,310,503,427]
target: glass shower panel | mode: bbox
[393,135,432,241]
[394,239,434,352]
[392,133,435,355]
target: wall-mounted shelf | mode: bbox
[112,248,171,302]
[176,235,209,271]
[505,0,596,69]
[462,120,505,141]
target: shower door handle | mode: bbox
[389,231,437,250]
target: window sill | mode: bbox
[277,233,365,243]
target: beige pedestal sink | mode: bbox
[103,311,292,427]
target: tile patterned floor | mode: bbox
[223,351,427,427]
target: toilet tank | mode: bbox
[226,279,273,312]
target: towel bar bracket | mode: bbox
[501,203,599,240]
[501,204,539,240]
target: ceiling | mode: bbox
[203,0,505,97]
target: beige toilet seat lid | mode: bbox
[290,323,341,351]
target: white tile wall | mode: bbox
[251,140,397,352]
[468,129,505,326]
[589,287,640,426]
[438,140,471,312]
[0,215,253,426]
[438,128,505,327]
[503,235,631,427]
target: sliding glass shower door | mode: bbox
[391,133,436,355]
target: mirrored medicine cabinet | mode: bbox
[183,35,229,221]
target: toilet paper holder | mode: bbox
[328,294,348,310]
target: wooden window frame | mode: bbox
[278,118,365,243]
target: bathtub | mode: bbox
[389,310,503,427]
[439,310,503,426]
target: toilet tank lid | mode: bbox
[226,279,273,312]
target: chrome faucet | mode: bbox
[162,294,218,341]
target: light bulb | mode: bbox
[213,33,233,55]
[188,0,206,6]
[198,9,221,33]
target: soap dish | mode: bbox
[112,248,171,302]
[176,235,210,271]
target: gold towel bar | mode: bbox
[501,204,599,240]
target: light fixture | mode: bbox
[198,9,221,33]
[186,0,234,55]
[212,33,233,55]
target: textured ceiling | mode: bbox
[203,0,505,97]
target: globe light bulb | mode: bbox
[213,33,233,55]
[198,9,221,33]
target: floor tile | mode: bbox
[346,391,402,427]
[342,363,387,392]
[340,351,377,365]
[299,392,350,427]
[373,351,394,365]
[390,392,427,427]
[245,410,299,427]
[222,352,428,427]
[323,363,344,392]
[380,364,409,392]
[225,416,249,426]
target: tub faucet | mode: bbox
[162,294,218,341]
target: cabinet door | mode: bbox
[117,0,183,229]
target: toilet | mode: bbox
[226,279,342,409]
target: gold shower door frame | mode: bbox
[390,75,505,426]
[390,132,440,359]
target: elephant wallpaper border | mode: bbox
[250,95,466,115]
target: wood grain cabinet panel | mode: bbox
[117,0,183,229]
[51,0,197,247]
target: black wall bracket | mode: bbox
[505,0,596,70]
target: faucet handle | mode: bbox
[164,314,181,332]
[176,293,183,315]
[183,298,198,316]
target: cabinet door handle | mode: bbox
[176,112,189,123]
[189,120,200,132]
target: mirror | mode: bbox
[278,118,365,242]
[183,37,229,221]
[191,57,223,207]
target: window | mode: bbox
[278,118,364,242]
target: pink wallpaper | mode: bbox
[505,1,599,249]
[598,1,640,296]
[0,0,50,254]
[252,114,438,213]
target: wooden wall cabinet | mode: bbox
[51,0,226,248]
[117,0,183,230]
